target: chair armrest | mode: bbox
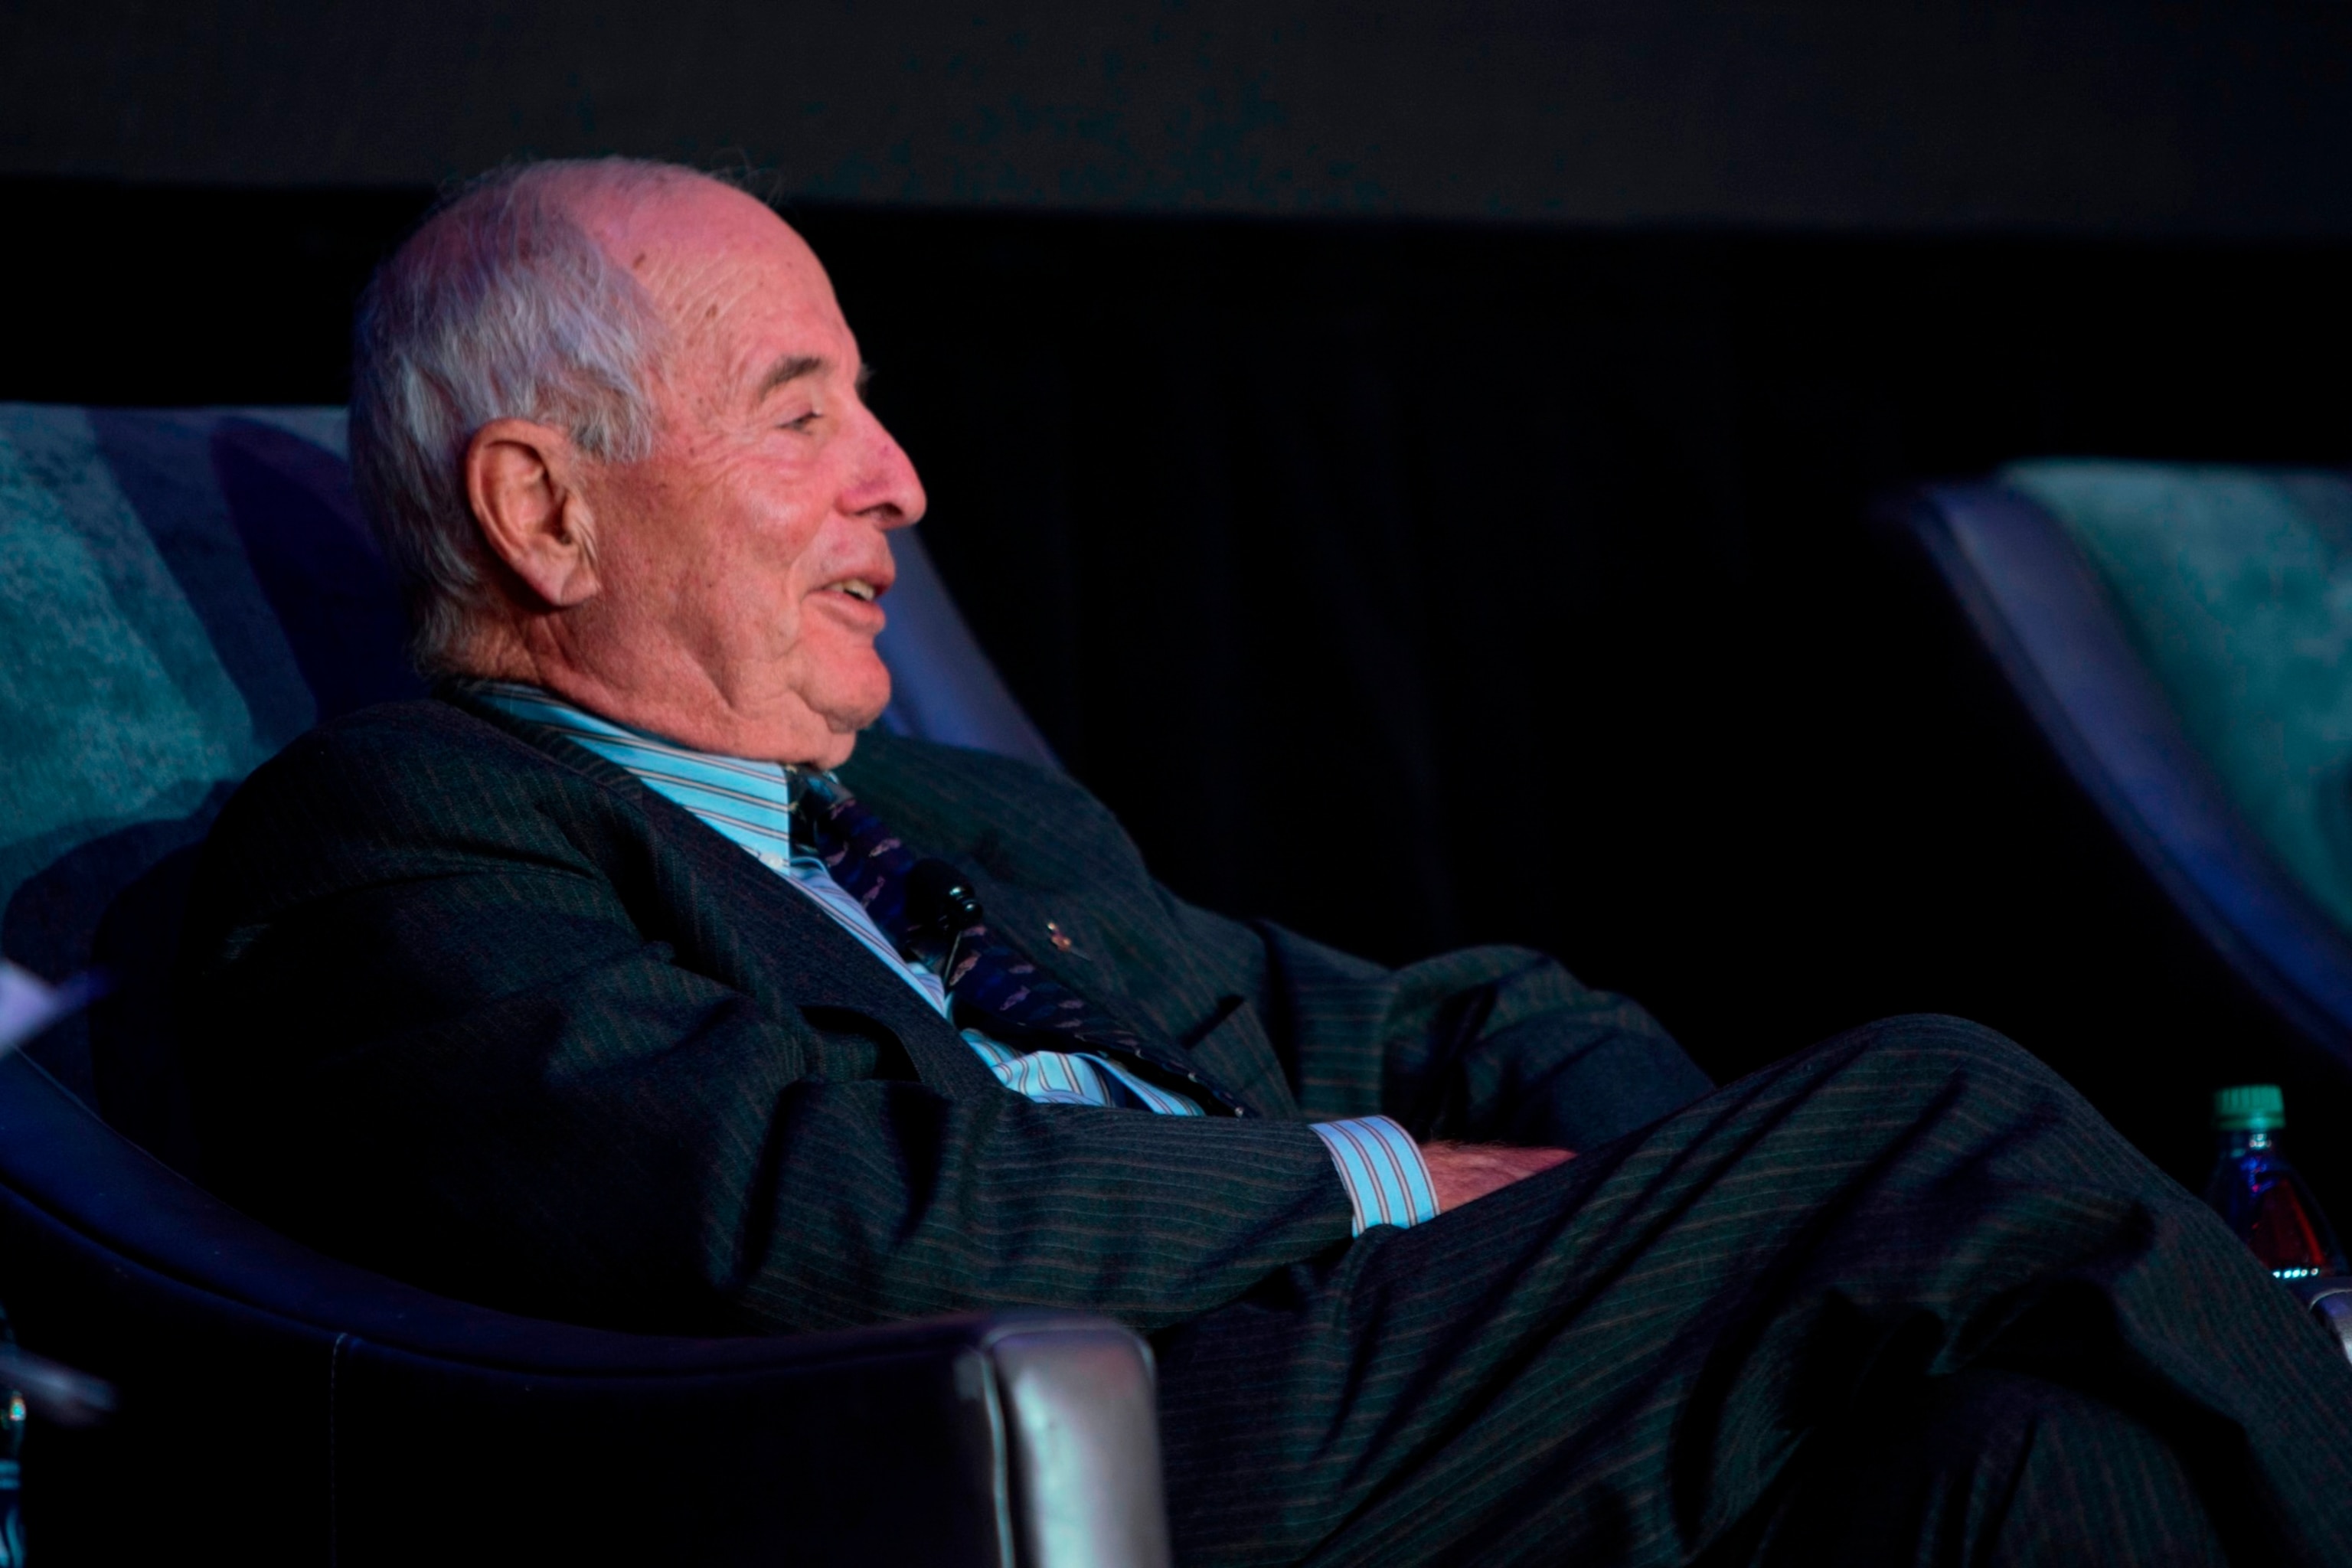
[6,1170,1174,1568]
[988,1319,1172,1568]
[0,1056,1171,1566]
[322,1308,1171,1568]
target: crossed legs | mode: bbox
[1155,1017,2352,1566]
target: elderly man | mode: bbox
[180,158,2352,1566]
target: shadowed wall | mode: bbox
[5,1,2351,235]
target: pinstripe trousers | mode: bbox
[1155,1015,2352,1566]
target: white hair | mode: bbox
[348,158,702,673]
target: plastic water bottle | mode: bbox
[2203,1083,2348,1281]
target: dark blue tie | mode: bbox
[796,773,1253,1116]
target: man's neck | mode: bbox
[454,642,858,769]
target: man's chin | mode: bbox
[809,672,893,742]
[767,650,889,763]
[804,729,864,771]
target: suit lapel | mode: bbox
[967,876,1296,1115]
[835,733,1304,1119]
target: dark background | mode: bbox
[9,2,2352,235]
[5,2,2351,1197]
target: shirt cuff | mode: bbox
[1309,1116,1440,1235]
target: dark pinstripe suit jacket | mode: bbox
[179,692,1672,1337]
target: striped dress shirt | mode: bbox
[473,682,1437,1234]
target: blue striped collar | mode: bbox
[466,680,822,874]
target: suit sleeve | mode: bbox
[179,724,1357,1339]
[1155,890,1712,1149]
[849,731,1710,1152]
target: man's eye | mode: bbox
[780,410,820,433]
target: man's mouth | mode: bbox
[829,578,883,603]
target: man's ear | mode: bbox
[464,419,602,609]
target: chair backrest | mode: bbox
[1891,466,2352,1076]
[0,403,1051,1154]
[1998,462,2352,940]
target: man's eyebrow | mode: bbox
[752,354,827,403]
[750,355,876,405]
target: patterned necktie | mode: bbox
[796,773,1253,1117]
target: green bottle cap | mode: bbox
[2213,1083,2286,1132]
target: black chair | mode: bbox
[1886,469,2352,1359]
[0,404,1165,1566]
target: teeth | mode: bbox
[838,580,877,602]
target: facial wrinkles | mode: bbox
[543,177,900,760]
[672,425,854,717]
[641,444,813,706]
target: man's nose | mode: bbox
[841,406,927,531]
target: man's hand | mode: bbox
[1419,1142,1575,1213]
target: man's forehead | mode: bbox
[577,178,851,391]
